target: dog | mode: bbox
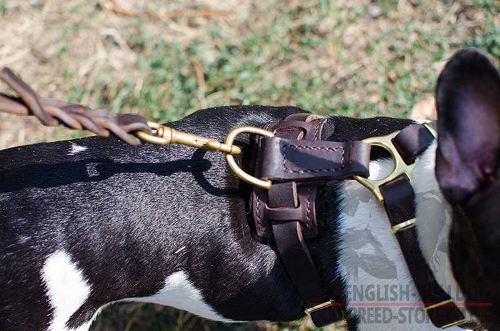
[0,48,498,331]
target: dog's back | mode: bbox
[0,106,308,330]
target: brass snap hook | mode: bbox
[353,131,416,203]
[224,126,274,190]
[136,122,274,189]
[136,122,241,155]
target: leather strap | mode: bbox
[380,124,467,329]
[252,119,480,329]
[256,137,370,182]
[252,116,371,242]
[0,67,151,145]
[252,114,345,327]
[392,123,436,164]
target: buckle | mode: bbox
[304,300,335,316]
[138,124,275,190]
[424,299,468,329]
[423,299,454,313]
[305,300,347,328]
[353,131,416,203]
[440,319,469,329]
[391,218,416,234]
[225,126,274,190]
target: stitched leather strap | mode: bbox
[392,124,436,164]
[252,114,346,327]
[252,116,371,242]
[257,137,369,181]
[269,182,342,326]
[380,124,468,329]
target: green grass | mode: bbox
[92,303,310,331]
[56,0,498,125]
[0,0,498,329]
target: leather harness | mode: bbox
[251,114,472,329]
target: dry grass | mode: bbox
[1,0,497,151]
[0,0,498,330]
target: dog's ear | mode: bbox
[435,48,500,203]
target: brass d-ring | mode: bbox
[353,131,416,203]
[225,126,274,189]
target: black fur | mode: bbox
[0,104,411,330]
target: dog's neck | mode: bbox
[336,140,468,330]
[411,142,465,303]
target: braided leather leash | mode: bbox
[0,67,244,156]
[0,67,152,145]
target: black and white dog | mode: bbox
[0,48,498,331]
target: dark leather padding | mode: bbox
[257,137,370,181]
[392,123,436,165]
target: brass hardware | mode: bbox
[440,319,468,329]
[305,301,347,328]
[424,299,454,312]
[423,299,468,328]
[136,122,241,155]
[305,300,335,316]
[225,126,274,190]
[353,131,416,203]
[137,123,274,189]
[391,218,416,234]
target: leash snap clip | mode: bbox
[225,126,274,190]
[136,122,242,154]
[353,130,416,203]
[137,123,274,189]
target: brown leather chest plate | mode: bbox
[251,114,327,242]
[251,113,370,242]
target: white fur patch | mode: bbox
[68,143,88,156]
[130,271,233,322]
[42,250,92,331]
[338,156,465,330]
[59,271,230,330]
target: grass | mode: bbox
[0,0,498,330]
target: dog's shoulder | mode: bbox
[326,116,415,141]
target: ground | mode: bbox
[0,0,498,330]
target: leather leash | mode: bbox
[0,68,151,145]
[0,67,241,154]
[0,67,482,329]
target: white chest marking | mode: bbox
[337,152,465,330]
[129,271,234,322]
[41,250,92,331]
[68,143,88,156]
